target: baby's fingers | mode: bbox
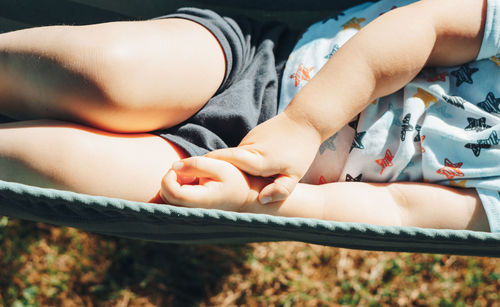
[259,175,299,204]
[160,170,218,207]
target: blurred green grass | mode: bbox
[0,216,499,306]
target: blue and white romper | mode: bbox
[279,0,500,232]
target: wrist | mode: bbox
[278,111,323,145]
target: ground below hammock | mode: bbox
[0,217,498,306]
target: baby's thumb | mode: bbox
[259,175,299,204]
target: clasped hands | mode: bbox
[160,112,322,210]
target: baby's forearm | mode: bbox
[243,182,403,226]
[242,181,488,231]
[161,157,489,231]
[283,0,486,140]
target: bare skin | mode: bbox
[0,17,221,202]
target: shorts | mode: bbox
[152,8,300,156]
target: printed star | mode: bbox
[319,134,337,154]
[491,55,500,67]
[414,125,421,142]
[450,63,479,87]
[413,88,438,108]
[426,72,448,82]
[324,44,340,59]
[400,113,414,141]
[345,174,362,182]
[290,64,314,87]
[436,158,465,180]
[465,143,487,157]
[464,131,499,157]
[449,180,467,188]
[375,149,394,175]
[477,92,500,114]
[464,117,491,132]
[478,130,498,145]
[348,115,360,130]
[379,6,398,16]
[350,131,366,152]
[442,94,466,110]
[342,17,366,30]
[420,135,426,153]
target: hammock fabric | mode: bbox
[1,181,499,257]
[0,0,499,257]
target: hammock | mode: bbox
[0,0,499,257]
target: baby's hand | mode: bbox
[206,113,321,204]
[160,156,269,211]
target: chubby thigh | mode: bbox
[0,120,187,202]
[0,18,225,133]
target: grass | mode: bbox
[0,216,499,306]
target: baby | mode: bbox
[0,0,497,232]
[161,0,500,232]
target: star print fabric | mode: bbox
[279,0,500,232]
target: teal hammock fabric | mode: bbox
[0,180,499,257]
[0,0,499,257]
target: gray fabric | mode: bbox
[1,180,499,257]
[152,8,299,156]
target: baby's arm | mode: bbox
[161,157,489,231]
[286,0,486,137]
[207,0,487,203]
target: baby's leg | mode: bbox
[0,120,187,202]
[0,18,225,132]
